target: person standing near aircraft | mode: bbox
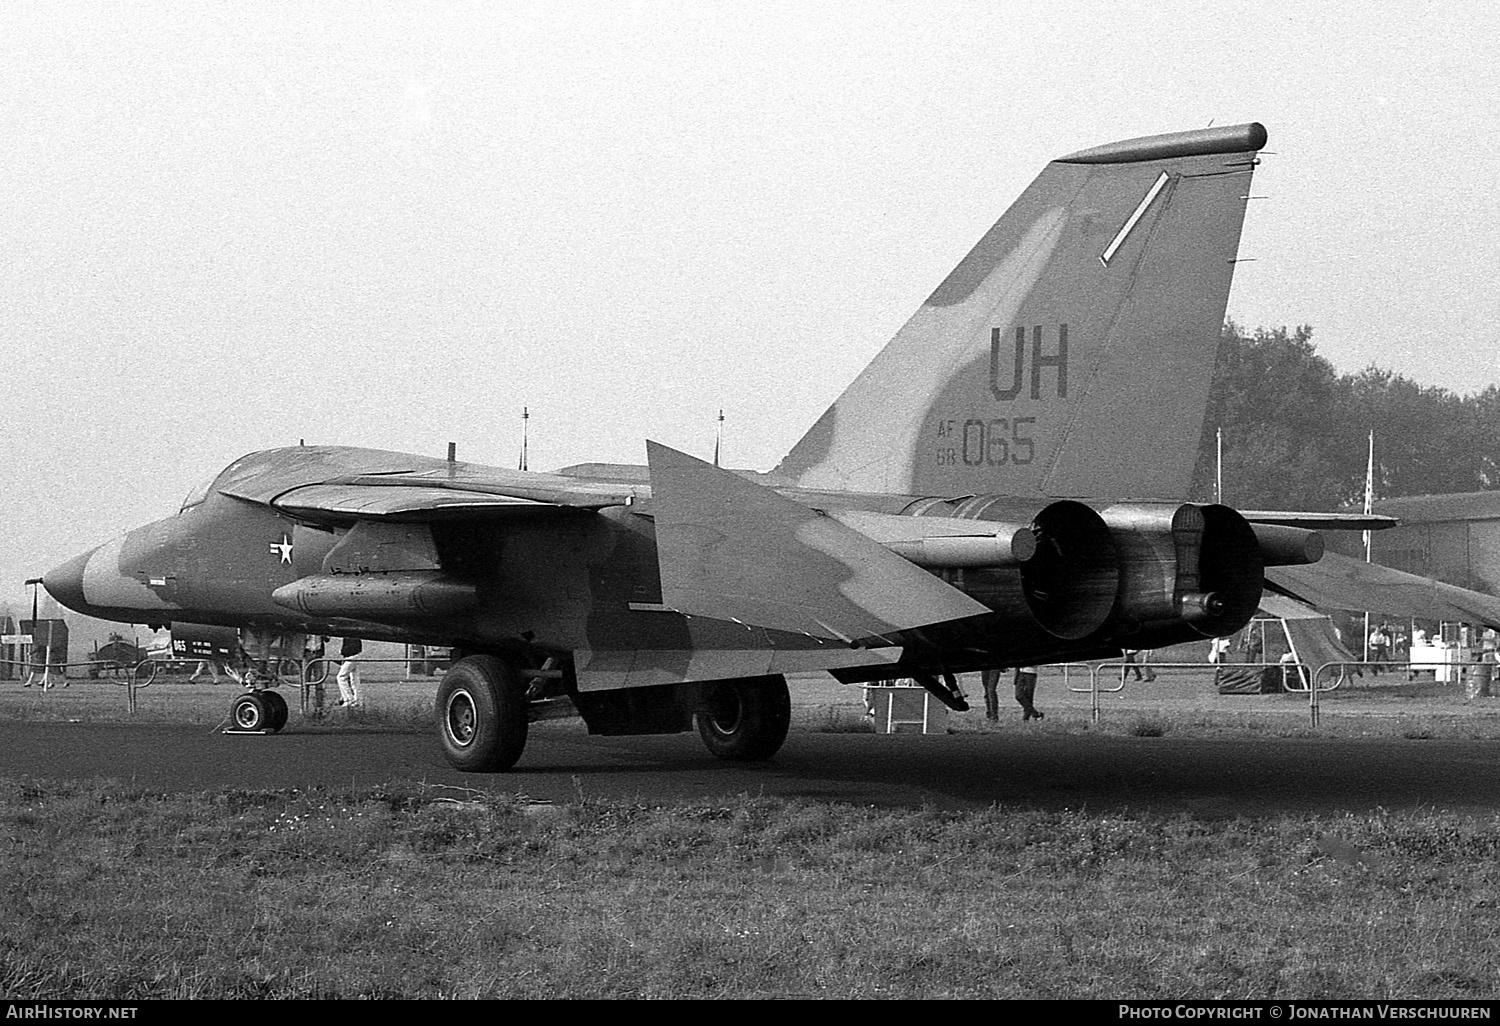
[1208,637,1230,664]
[189,659,223,684]
[1121,649,1155,682]
[1393,627,1411,679]
[1014,667,1043,721]
[336,636,362,707]
[1244,628,1264,666]
[1368,624,1391,675]
[981,667,1003,722]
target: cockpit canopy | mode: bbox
[179,476,214,513]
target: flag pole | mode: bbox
[1215,427,1223,504]
[519,406,529,472]
[1363,429,1374,664]
[1363,429,1374,561]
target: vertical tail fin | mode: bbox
[773,122,1266,500]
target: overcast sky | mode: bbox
[4,0,1499,609]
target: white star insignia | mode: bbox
[268,534,293,564]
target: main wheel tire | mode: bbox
[696,676,791,761]
[230,692,270,732]
[262,690,289,733]
[435,655,528,772]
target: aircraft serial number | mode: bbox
[933,417,1036,466]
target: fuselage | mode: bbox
[44,445,1264,681]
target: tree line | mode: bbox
[1188,322,1500,511]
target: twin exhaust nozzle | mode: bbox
[894,497,1320,644]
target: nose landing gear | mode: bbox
[225,687,289,734]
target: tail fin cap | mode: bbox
[1058,122,1267,164]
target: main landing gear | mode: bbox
[695,676,791,761]
[435,655,529,772]
[433,654,793,772]
[227,688,289,734]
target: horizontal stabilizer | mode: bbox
[1267,553,1500,629]
[647,441,989,643]
[1257,592,1331,621]
[1243,511,1397,532]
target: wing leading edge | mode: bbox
[273,483,550,520]
[211,446,637,523]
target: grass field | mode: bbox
[3,780,1499,999]
[4,664,1500,999]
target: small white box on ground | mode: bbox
[863,684,948,734]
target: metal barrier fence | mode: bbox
[1059,656,1499,728]
[10,652,1494,726]
[1307,657,1497,727]
[1,657,156,711]
[296,657,449,714]
[2,654,448,716]
[1066,659,1362,728]
[0,657,132,688]
[1063,659,1335,726]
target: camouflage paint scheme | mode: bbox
[48,122,1274,678]
[774,127,1256,501]
[49,121,1434,766]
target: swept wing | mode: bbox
[210,445,636,522]
[1267,552,1500,629]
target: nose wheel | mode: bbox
[226,689,289,734]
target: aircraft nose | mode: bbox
[43,549,93,615]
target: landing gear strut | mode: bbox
[913,671,969,712]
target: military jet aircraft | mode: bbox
[46,121,1368,771]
